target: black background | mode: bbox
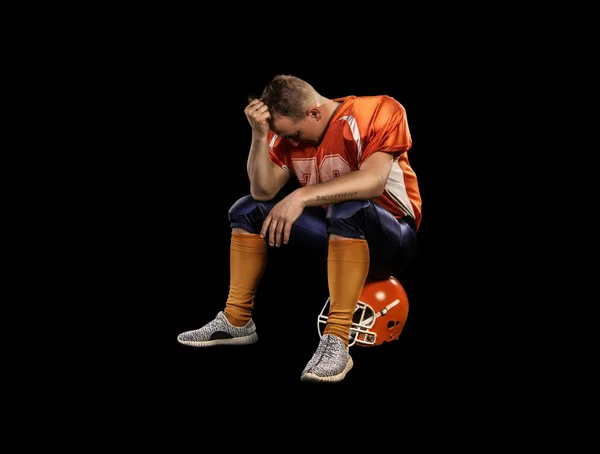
[96,53,428,401]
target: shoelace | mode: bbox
[318,336,342,359]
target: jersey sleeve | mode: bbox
[359,96,412,166]
[267,131,292,172]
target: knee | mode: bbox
[326,200,369,222]
[326,201,370,239]
[228,194,257,217]
[228,195,272,234]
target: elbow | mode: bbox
[373,187,385,198]
[371,176,387,198]
[359,169,388,199]
[369,187,385,199]
[252,193,273,202]
[250,186,275,201]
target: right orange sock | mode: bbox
[223,233,267,326]
[323,238,370,346]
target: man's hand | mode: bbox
[260,189,306,247]
[244,98,271,138]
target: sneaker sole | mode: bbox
[300,357,354,383]
[177,333,258,347]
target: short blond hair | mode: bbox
[260,75,317,120]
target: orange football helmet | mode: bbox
[317,276,409,347]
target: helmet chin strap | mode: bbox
[362,299,401,325]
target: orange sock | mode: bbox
[323,238,370,346]
[223,233,267,326]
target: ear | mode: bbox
[307,107,322,121]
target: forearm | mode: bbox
[297,171,385,207]
[246,136,277,199]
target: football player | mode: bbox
[177,75,421,383]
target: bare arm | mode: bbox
[244,99,290,201]
[246,136,290,201]
[296,151,394,206]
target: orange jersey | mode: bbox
[267,95,422,230]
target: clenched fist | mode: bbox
[244,97,271,138]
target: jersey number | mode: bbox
[291,155,353,186]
